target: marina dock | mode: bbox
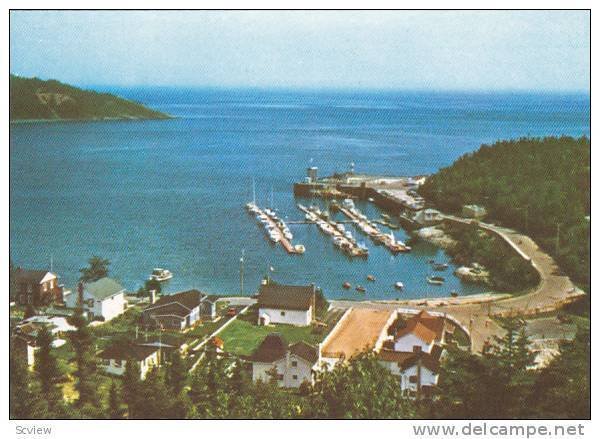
[337,201,411,253]
[297,204,368,258]
[246,203,305,255]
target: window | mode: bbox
[292,375,298,380]
[409,375,418,383]
[280,311,286,317]
[291,360,297,367]
[277,374,284,381]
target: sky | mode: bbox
[9,10,590,91]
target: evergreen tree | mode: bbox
[525,326,590,419]
[79,256,110,283]
[70,311,100,408]
[136,368,172,419]
[10,350,49,419]
[34,325,63,410]
[107,380,124,419]
[309,353,415,419]
[166,350,186,395]
[122,359,142,419]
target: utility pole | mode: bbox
[240,249,245,296]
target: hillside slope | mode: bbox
[10,75,170,121]
[419,136,590,289]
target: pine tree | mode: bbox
[34,325,62,410]
[166,350,186,395]
[10,349,49,419]
[137,367,171,419]
[107,380,124,419]
[70,310,100,408]
[122,359,142,419]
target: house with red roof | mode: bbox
[377,310,452,394]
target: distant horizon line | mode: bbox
[10,73,590,95]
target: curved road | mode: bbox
[332,216,586,353]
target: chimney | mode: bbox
[149,289,157,304]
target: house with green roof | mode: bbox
[64,277,127,322]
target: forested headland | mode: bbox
[10,75,170,121]
[420,136,590,292]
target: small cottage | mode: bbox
[99,344,159,380]
[256,279,316,327]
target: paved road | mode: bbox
[334,216,585,353]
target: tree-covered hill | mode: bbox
[10,74,171,121]
[419,136,590,289]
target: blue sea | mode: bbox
[9,89,590,300]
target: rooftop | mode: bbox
[257,280,315,311]
[321,308,394,359]
[84,277,125,300]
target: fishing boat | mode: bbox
[427,276,445,285]
[433,263,449,271]
[356,285,366,293]
[394,282,404,290]
[294,244,306,254]
[342,198,355,210]
[149,268,173,282]
[343,281,351,289]
[367,274,376,282]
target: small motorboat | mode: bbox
[451,290,459,297]
[342,281,351,289]
[428,259,435,264]
[356,285,366,293]
[368,197,375,202]
[294,244,306,254]
[367,274,376,282]
[394,282,404,290]
[433,263,449,271]
[427,276,445,286]
[149,268,173,282]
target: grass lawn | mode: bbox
[219,307,344,357]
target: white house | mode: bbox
[413,208,444,227]
[64,277,127,322]
[393,310,446,354]
[99,344,159,380]
[141,289,216,331]
[377,310,449,395]
[378,347,442,394]
[249,333,319,388]
[256,279,316,327]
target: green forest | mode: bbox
[10,75,170,121]
[10,317,589,419]
[419,136,590,291]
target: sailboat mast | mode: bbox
[252,178,256,204]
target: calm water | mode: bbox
[10,89,590,300]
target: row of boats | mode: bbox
[298,203,369,257]
[246,202,306,254]
[342,277,405,293]
[336,199,411,254]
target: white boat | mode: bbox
[345,231,353,240]
[342,198,355,209]
[336,223,345,232]
[394,282,404,290]
[269,231,281,243]
[284,230,293,240]
[294,244,306,254]
[149,268,173,282]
